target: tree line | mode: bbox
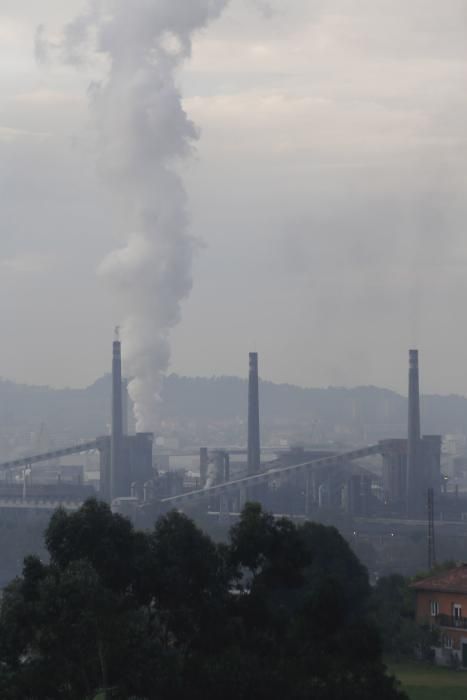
[0,499,407,699]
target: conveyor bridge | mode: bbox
[161,444,381,507]
[0,441,100,471]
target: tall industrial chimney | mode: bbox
[248,352,260,475]
[111,334,124,501]
[122,377,129,436]
[406,349,421,516]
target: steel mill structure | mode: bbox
[0,344,444,523]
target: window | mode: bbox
[453,603,462,627]
[444,635,453,649]
[431,600,440,616]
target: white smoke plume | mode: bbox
[44,0,229,431]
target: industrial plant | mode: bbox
[2,336,467,576]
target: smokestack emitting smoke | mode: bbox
[248,352,260,474]
[42,0,229,431]
[111,334,123,501]
[406,349,421,516]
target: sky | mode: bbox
[1,0,467,395]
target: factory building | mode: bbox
[98,432,154,503]
[381,435,442,512]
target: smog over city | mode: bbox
[1,1,467,697]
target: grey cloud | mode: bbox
[34,24,48,64]
[2,0,467,396]
[249,0,275,19]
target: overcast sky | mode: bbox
[1,0,467,394]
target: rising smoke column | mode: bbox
[51,1,229,430]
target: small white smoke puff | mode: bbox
[47,0,229,431]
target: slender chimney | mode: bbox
[248,352,260,475]
[122,377,129,436]
[406,349,421,516]
[111,334,124,501]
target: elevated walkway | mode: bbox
[0,441,100,472]
[161,444,381,507]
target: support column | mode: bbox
[219,494,230,526]
[199,448,208,488]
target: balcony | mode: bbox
[436,614,467,630]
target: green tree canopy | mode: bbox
[0,499,406,700]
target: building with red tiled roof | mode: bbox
[411,565,467,666]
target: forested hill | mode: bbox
[1,374,467,443]
[161,376,467,438]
